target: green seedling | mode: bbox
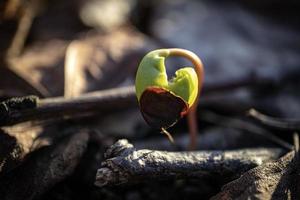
[135,48,204,149]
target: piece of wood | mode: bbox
[95,139,284,187]
[0,86,136,126]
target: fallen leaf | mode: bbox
[211,151,299,200]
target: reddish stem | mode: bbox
[168,48,204,150]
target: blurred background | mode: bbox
[0,0,300,199]
[1,0,300,101]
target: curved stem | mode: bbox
[168,48,204,150]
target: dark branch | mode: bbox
[0,86,136,126]
[248,108,300,131]
[199,111,293,150]
[1,64,298,127]
[95,139,285,187]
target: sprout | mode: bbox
[135,48,204,149]
[136,49,198,106]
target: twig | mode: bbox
[0,86,136,126]
[248,108,300,130]
[0,80,248,127]
[0,71,297,127]
[95,139,284,187]
[199,111,293,150]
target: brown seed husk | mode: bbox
[139,87,188,129]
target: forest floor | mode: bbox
[0,0,300,199]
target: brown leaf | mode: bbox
[65,27,147,93]
[2,27,148,98]
[211,151,298,200]
[64,40,93,98]
[0,129,89,200]
[5,40,68,97]
[0,67,47,98]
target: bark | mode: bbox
[95,139,284,187]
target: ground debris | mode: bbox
[212,151,299,200]
[95,139,284,187]
[0,129,89,200]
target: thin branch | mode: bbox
[0,79,246,127]
[0,69,296,127]
[199,111,293,150]
[0,86,136,126]
[248,108,300,130]
[95,139,284,187]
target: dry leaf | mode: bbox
[64,41,93,98]
[212,151,299,200]
[3,27,149,98]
